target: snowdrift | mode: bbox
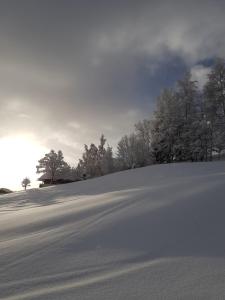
[1,162,225,299]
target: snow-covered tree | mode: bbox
[151,88,179,163]
[36,150,68,183]
[134,119,153,165]
[21,177,31,190]
[97,134,107,175]
[82,143,99,177]
[150,74,201,163]
[204,59,225,118]
[77,135,114,178]
[117,133,150,169]
[204,58,225,158]
[75,59,225,172]
[174,73,199,161]
[101,145,114,175]
[117,135,134,169]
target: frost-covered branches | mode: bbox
[36,150,69,183]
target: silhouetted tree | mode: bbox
[22,177,31,190]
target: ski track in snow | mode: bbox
[1,161,225,299]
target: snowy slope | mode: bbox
[1,162,225,300]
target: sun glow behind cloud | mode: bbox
[0,135,48,191]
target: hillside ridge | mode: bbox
[0,161,225,299]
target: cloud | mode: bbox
[0,0,225,164]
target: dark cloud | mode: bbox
[1,0,225,162]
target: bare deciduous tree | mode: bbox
[22,177,31,190]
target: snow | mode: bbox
[1,161,225,299]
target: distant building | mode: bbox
[38,170,81,187]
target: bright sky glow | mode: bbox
[0,1,224,191]
[0,135,48,191]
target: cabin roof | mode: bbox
[38,171,77,181]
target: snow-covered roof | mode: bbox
[38,171,77,181]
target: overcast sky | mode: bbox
[1,0,225,168]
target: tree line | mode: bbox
[117,58,225,165]
[36,58,225,185]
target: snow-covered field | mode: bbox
[1,162,225,299]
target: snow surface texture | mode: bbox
[1,162,225,299]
